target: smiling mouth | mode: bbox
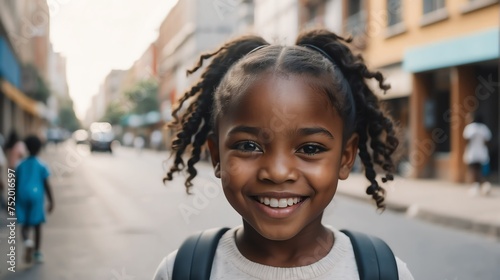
[254,196,306,208]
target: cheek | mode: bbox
[219,156,256,188]
[301,159,340,189]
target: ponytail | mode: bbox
[296,29,399,209]
[164,36,268,192]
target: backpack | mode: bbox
[172,227,399,280]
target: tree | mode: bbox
[58,99,81,132]
[124,80,159,114]
[101,101,126,125]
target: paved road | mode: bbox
[0,142,499,280]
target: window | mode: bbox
[345,0,366,36]
[423,0,445,14]
[348,0,362,16]
[302,0,326,30]
[420,0,448,26]
[308,4,318,21]
[387,0,402,26]
[461,0,499,14]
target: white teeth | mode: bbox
[264,197,270,205]
[270,198,279,207]
[278,198,288,208]
[257,196,303,208]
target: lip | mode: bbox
[249,192,308,199]
[249,193,309,219]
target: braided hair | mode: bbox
[164,35,268,188]
[164,29,399,210]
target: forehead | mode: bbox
[220,75,342,134]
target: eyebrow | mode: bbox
[228,126,334,139]
[297,127,334,139]
[228,126,260,136]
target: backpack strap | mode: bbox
[172,227,230,280]
[340,229,399,280]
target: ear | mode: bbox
[339,133,359,180]
[207,133,221,178]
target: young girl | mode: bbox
[154,29,414,279]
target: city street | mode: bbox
[1,141,499,280]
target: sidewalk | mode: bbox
[337,173,500,239]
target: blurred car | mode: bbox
[46,127,64,144]
[73,129,89,144]
[89,122,114,153]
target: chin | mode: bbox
[253,223,302,241]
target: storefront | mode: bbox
[403,28,499,183]
[0,36,46,137]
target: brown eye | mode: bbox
[297,144,326,156]
[233,141,262,153]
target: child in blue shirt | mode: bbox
[16,135,54,264]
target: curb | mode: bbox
[337,192,500,240]
[336,192,409,213]
[408,205,500,240]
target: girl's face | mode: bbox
[208,74,358,241]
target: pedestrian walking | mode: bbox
[134,135,145,154]
[150,129,163,151]
[155,29,414,279]
[123,131,134,147]
[463,112,492,196]
[4,130,27,170]
[16,135,54,264]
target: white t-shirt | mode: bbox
[463,122,492,164]
[153,226,414,280]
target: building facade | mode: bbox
[121,43,158,94]
[46,45,69,125]
[156,0,253,121]
[254,0,343,44]
[349,0,499,182]
[103,69,126,111]
[86,85,106,126]
[0,0,52,138]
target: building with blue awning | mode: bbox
[351,0,499,183]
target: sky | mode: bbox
[49,0,177,120]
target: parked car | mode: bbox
[46,127,64,145]
[73,129,89,144]
[89,122,114,153]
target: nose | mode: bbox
[257,150,299,184]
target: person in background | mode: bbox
[4,130,27,170]
[150,129,163,151]
[134,135,145,154]
[463,112,492,196]
[123,131,134,147]
[16,135,54,264]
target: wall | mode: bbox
[363,0,499,68]
[255,0,299,44]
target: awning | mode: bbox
[403,28,499,73]
[1,79,44,117]
[121,111,161,127]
